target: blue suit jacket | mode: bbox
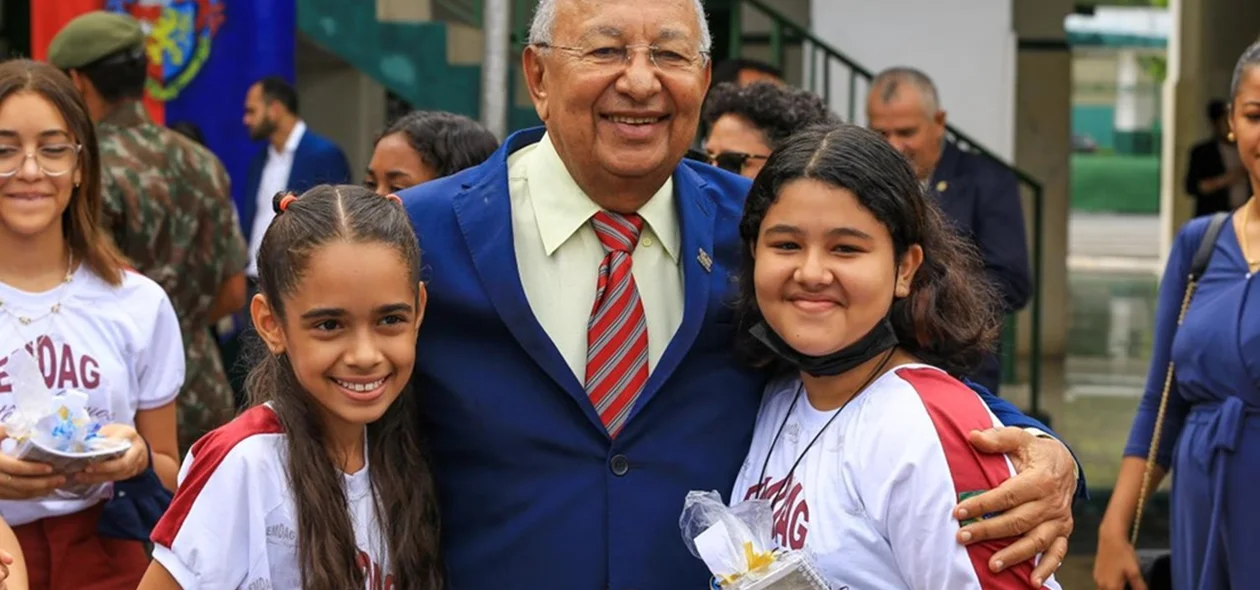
[238,128,351,241]
[401,128,1071,590]
[929,142,1033,392]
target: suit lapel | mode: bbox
[451,131,600,429]
[629,164,717,422]
[286,134,312,188]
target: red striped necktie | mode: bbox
[585,211,649,437]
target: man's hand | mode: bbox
[955,427,1076,587]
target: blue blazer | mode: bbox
[238,129,351,241]
[400,128,1072,590]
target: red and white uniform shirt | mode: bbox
[151,406,392,590]
[733,364,1062,590]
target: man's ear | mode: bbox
[522,46,550,122]
[67,70,88,97]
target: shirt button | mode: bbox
[641,236,654,247]
[610,454,630,476]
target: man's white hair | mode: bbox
[528,0,712,53]
[870,67,941,116]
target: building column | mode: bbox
[1010,0,1073,412]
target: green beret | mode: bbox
[47,11,146,70]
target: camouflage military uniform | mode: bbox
[97,101,249,453]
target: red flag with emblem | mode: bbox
[31,0,165,124]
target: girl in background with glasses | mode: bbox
[0,59,184,590]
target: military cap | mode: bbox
[47,11,146,70]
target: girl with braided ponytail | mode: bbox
[140,185,442,590]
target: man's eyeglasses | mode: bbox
[686,149,769,174]
[0,144,82,178]
[533,43,710,74]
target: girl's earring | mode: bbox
[1229,131,1237,142]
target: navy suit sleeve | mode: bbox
[1122,223,1198,468]
[966,378,1089,499]
[974,167,1033,313]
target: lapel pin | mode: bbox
[697,248,713,273]
[936,180,948,193]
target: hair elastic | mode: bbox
[277,193,298,213]
[385,193,403,206]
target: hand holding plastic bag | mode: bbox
[0,348,129,480]
[680,490,831,589]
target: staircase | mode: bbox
[294,0,1049,414]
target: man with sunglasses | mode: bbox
[699,81,837,178]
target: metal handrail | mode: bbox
[735,0,1045,412]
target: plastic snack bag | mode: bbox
[1,348,129,490]
[680,490,831,590]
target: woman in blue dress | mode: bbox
[1094,40,1260,590]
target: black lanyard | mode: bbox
[754,348,896,507]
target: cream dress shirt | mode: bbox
[507,133,684,381]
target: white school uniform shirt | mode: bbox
[731,364,1062,590]
[151,405,391,590]
[0,268,184,526]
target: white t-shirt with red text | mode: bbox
[0,268,184,526]
[151,405,393,590]
[732,364,1062,590]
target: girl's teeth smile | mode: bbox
[333,377,386,392]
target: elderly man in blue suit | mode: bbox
[867,67,1033,396]
[401,1,1077,588]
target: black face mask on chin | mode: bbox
[749,315,900,378]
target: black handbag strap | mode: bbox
[1189,212,1229,280]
